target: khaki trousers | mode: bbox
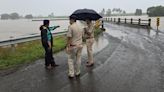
[67,45,83,76]
[86,38,94,63]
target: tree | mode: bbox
[112,8,125,15]
[1,14,10,20]
[112,8,116,12]
[147,6,164,17]
[123,11,126,14]
[99,8,105,17]
[106,9,111,16]
[135,9,142,15]
[48,12,55,18]
[118,8,122,14]
[25,14,33,19]
[10,13,19,19]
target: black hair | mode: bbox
[69,15,77,22]
[43,20,50,25]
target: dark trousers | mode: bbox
[43,46,55,66]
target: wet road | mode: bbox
[0,23,164,92]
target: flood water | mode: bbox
[0,16,164,41]
[0,19,69,41]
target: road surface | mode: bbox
[0,23,164,92]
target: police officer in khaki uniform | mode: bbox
[66,16,83,78]
[84,19,95,67]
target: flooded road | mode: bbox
[108,15,164,32]
[0,23,164,92]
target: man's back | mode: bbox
[67,22,83,46]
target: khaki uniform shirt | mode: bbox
[67,22,83,46]
[84,23,94,39]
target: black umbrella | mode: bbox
[70,9,102,20]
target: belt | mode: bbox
[70,44,83,47]
[86,37,94,39]
[70,44,76,46]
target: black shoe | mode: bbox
[75,74,80,77]
[52,64,59,67]
[45,65,52,70]
[68,75,74,79]
[86,63,94,67]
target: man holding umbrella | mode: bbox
[84,19,95,67]
[70,9,102,67]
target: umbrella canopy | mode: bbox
[70,9,102,20]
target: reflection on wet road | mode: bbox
[82,34,109,55]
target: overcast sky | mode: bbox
[0,0,164,16]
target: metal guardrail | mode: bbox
[0,31,68,47]
[103,18,151,27]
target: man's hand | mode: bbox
[48,41,52,49]
[67,37,72,47]
[51,26,60,30]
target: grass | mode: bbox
[0,28,103,70]
[0,36,66,70]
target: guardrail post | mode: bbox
[138,18,141,25]
[148,19,151,27]
[101,20,104,29]
[111,18,112,22]
[125,18,127,24]
[131,18,133,24]
[11,44,16,52]
[10,36,16,52]
[114,18,116,22]
[118,18,121,24]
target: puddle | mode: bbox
[104,24,128,39]
[82,34,109,55]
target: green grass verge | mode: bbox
[0,36,66,70]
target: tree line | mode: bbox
[147,5,164,17]
[100,5,164,17]
[0,13,33,20]
[0,12,58,20]
[99,8,143,16]
[2,6,163,19]
[99,8,126,16]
